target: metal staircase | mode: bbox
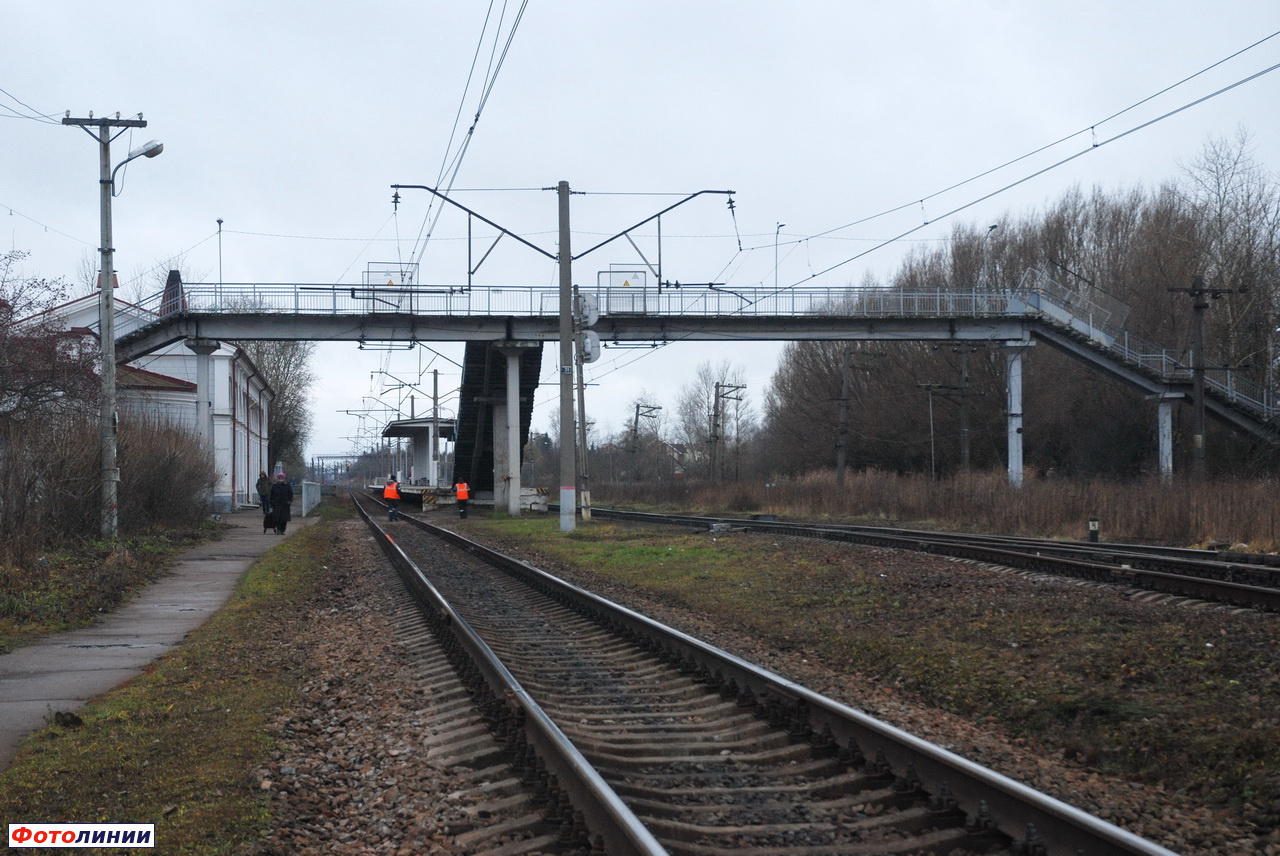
[1019,268,1280,445]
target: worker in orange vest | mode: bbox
[455,481,469,518]
[384,476,402,521]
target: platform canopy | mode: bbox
[382,416,457,440]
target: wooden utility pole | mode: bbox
[1191,286,1208,477]
[709,382,745,482]
[835,351,852,485]
[918,383,964,479]
[1169,275,1248,478]
[63,113,158,539]
[834,352,882,485]
[631,403,661,480]
[709,383,721,482]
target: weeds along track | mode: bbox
[583,508,1280,612]
[353,494,1177,856]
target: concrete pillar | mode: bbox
[1004,343,1033,488]
[490,343,538,515]
[1147,392,1184,483]
[492,400,512,511]
[1158,399,1174,483]
[505,348,522,515]
[186,338,219,450]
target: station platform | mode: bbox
[0,507,317,772]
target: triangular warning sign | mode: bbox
[622,279,631,288]
[387,279,395,286]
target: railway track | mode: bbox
[577,507,1280,612]
[353,493,1178,855]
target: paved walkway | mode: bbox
[0,509,316,771]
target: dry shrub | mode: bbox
[0,411,217,565]
[0,413,97,563]
[595,470,1280,549]
[117,414,218,532]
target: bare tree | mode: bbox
[1178,129,1280,373]
[674,361,755,480]
[764,132,1280,478]
[0,250,97,423]
[235,339,316,476]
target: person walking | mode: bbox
[384,476,402,521]
[455,481,469,519]
[268,473,294,534]
[255,471,270,511]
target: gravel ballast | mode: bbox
[249,514,1279,855]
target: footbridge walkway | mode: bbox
[112,269,1279,492]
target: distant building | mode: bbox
[24,291,273,512]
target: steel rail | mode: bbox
[351,493,669,856]
[818,524,1280,577]
[583,507,1280,611]
[364,495,1178,855]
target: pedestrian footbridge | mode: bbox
[111,268,1279,493]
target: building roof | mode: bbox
[118,364,196,391]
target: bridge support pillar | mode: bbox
[185,338,220,451]
[1148,392,1184,483]
[495,344,535,516]
[1158,400,1174,482]
[1004,343,1033,488]
[493,398,514,514]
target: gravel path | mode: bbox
[244,522,479,855]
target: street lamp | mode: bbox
[980,223,998,289]
[63,114,164,538]
[774,222,786,289]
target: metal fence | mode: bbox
[129,281,1034,321]
[300,481,321,517]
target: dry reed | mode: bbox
[594,470,1280,550]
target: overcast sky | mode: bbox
[4,2,1278,459]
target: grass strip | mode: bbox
[0,523,228,655]
[0,506,348,854]
[464,514,1280,819]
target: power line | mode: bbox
[749,55,1280,304]
[407,0,531,270]
[0,201,94,246]
[807,29,1280,245]
[561,41,1280,410]
[0,87,60,124]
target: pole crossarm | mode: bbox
[390,185,735,266]
[571,190,734,261]
[391,184,557,259]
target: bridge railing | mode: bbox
[118,279,1277,420]
[131,281,1036,320]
